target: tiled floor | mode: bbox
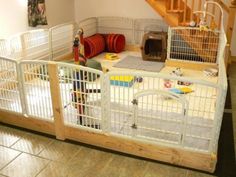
[0,63,235,177]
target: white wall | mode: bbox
[0,0,75,38]
[0,0,28,38]
[46,0,75,27]
[74,0,162,23]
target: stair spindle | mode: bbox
[206,2,210,24]
[197,0,202,23]
[178,0,181,10]
[171,0,174,11]
[191,0,195,21]
[183,0,187,25]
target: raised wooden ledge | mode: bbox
[165,59,218,71]
[0,109,217,173]
[65,126,217,172]
[0,110,55,136]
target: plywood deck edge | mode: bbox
[165,59,218,71]
[0,109,217,173]
[65,126,216,172]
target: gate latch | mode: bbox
[131,123,137,129]
[132,99,138,105]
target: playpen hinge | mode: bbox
[131,123,138,129]
[180,134,183,142]
[132,99,138,105]
[184,109,187,116]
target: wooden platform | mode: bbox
[0,109,217,172]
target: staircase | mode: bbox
[146,0,236,62]
[146,0,194,27]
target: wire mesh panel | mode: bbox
[22,29,50,60]
[97,17,134,44]
[50,23,75,60]
[9,35,23,60]
[132,90,187,145]
[0,39,11,57]
[107,72,218,151]
[168,27,220,63]
[0,57,22,113]
[58,63,104,131]
[20,61,53,120]
[210,31,227,153]
[78,17,98,38]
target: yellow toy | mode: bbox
[110,75,135,87]
[179,87,193,94]
[105,53,119,60]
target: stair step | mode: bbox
[146,0,180,26]
[166,10,184,13]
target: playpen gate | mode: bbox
[131,89,188,145]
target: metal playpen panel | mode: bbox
[0,39,11,57]
[168,27,220,63]
[106,71,219,151]
[0,57,22,113]
[19,61,53,120]
[50,23,75,60]
[57,62,104,131]
[21,29,50,60]
[97,17,134,44]
[9,35,23,60]
[78,17,98,38]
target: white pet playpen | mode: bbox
[0,2,228,172]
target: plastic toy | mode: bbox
[105,53,119,60]
[169,87,193,94]
[199,17,209,31]
[171,68,183,77]
[177,81,192,86]
[164,79,172,88]
[136,77,143,83]
[110,75,135,87]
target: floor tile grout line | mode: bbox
[0,138,55,160]
[36,138,55,156]
[19,151,54,161]
[9,133,26,148]
[0,144,23,153]
[34,159,52,177]
[0,145,55,162]
[0,152,22,172]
